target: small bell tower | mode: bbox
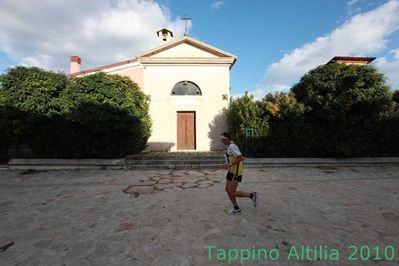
[157,28,173,44]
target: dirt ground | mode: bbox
[1,165,398,265]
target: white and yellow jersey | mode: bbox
[224,142,243,177]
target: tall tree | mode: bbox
[292,63,393,122]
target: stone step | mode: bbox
[126,155,223,160]
[126,152,224,160]
[125,164,222,170]
[126,159,221,165]
[125,152,225,170]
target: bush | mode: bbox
[228,64,399,157]
[291,63,396,157]
[292,63,393,122]
[1,67,151,158]
[59,72,151,157]
[0,67,67,160]
[226,92,269,150]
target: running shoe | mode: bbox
[251,192,258,207]
[227,208,242,215]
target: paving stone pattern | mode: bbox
[122,170,221,197]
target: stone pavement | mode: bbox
[0,166,398,265]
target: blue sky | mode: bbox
[1,0,398,98]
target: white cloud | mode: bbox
[256,0,399,96]
[0,0,186,73]
[247,89,271,100]
[347,0,361,6]
[375,48,399,90]
[231,87,279,100]
[210,1,225,11]
[347,0,362,15]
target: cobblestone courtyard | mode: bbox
[1,165,398,265]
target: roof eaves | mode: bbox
[327,56,376,64]
[66,58,138,78]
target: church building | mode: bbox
[67,28,237,152]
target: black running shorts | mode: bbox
[226,172,242,182]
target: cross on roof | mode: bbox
[181,15,191,36]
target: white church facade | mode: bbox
[68,29,237,152]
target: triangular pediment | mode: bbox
[68,36,237,77]
[148,42,220,58]
[139,37,236,60]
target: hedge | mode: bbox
[0,67,151,159]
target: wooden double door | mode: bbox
[177,111,196,150]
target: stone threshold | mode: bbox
[2,157,398,171]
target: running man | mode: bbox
[221,132,258,214]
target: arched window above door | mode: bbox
[171,81,202,96]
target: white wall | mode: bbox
[143,65,230,151]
